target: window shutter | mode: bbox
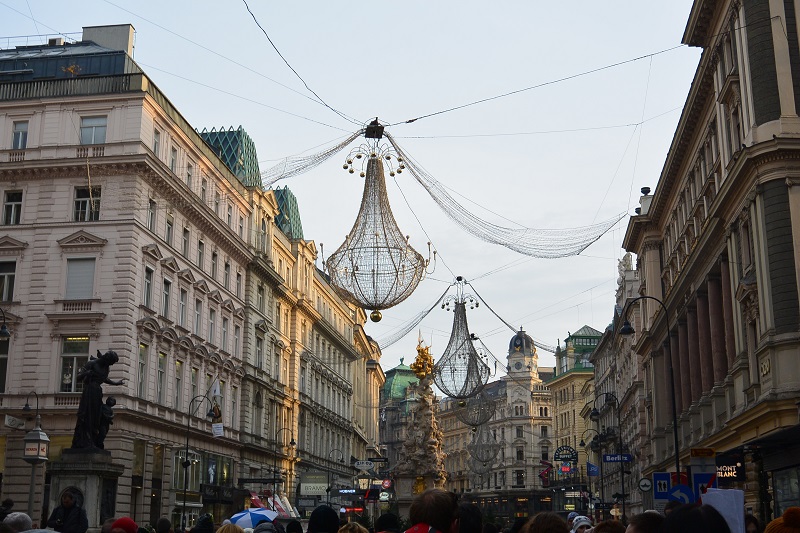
[66,258,96,299]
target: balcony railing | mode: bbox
[0,73,145,101]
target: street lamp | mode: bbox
[618,295,682,478]
[181,395,216,533]
[272,427,295,513]
[591,393,625,524]
[579,428,602,515]
[22,391,49,518]
[327,449,344,506]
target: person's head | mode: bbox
[508,518,527,533]
[624,512,663,533]
[307,505,340,533]
[60,491,76,508]
[409,489,459,533]
[567,513,579,527]
[3,512,31,533]
[156,518,173,533]
[594,521,625,533]
[102,518,118,533]
[111,517,140,533]
[458,503,483,533]
[337,524,367,533]
[571,516,591,533]
[285,520,303,533]
[520,512,568,533]
[662,501,682,516]
[746,515,761,533]
[764,507,800,533]
[659,504,730,533]
[216,524,244,533]
[374,514,401,533]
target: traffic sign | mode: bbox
[690,447,715,458]
[603,453,633,463]
[667,484,695,504]
[638,478,653,492]
[693,472,717,500]
[653,472,671,499]
[381,479,392,489]
[354,460,374,470]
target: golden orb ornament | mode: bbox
[370,310,382,322]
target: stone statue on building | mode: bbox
[71,350,125,450]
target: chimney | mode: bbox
[82,24,135,56]
[47,37,64,46]
[639,186,653,215]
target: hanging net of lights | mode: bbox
[453,390,496,427]
[325,135,432,322]
[433,280,491,399]
[468,457,494,476]
[467,424,502,464]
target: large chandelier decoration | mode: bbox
[453,390,496,427]
[433,277,491,399]
[325,122,432,322]
[467,424,502,464]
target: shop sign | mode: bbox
[554,446,578,462]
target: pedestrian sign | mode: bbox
[653,472,671,499]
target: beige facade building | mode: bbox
[0,25,382,528]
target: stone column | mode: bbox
[720,257,737,369]
[669,331,682,416]
[696,290,714,393]
[678,320,692,410]
[708,275,728,382]
[687,307,702,404]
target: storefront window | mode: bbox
[774,466,800,516]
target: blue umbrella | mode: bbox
[229,508,278,528]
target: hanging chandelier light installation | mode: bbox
[467,424,502,464]
[325,121,432,322]
[453,390,496,427]
[433,277,491,398]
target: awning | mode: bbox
[248,492,267,509]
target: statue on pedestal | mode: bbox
[71,350,125,450]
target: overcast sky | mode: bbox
[1,1,701,377]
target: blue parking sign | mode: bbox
[653,472,671,499]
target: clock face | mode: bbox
[514,361,523,370]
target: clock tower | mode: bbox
[507,328,540,380]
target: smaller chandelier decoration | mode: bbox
[468,457,494,476]
[467,424,502,464]
[326,130,433,322]
[453,389,496,427]
[433,277,490,398]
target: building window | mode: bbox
[541,426,548,438]
[0,338,8,393]
[255,337,264,369]
[201,179,207,203]
[514,470,524,486]
[516,447,524,461]
[61,336,90,392]
[227,205,233,226]
[541,446,549,461]
[179,289,187,327]
[175,360,183,410]
[170,147,177,172]
[186,162,193,189]
[144,267,154,308]
[157,352,167,404]
[194,299,202,334]
[165,214,174,246]
[3,191,22,225]
[0,262,15,302]
[66,258,95,300]
[234,325,240,357]
[214,193,220,216]
[197,240,205,269]
[153,129,161,156]
[516,426,523,439]
[224,262,230,289]
[80,116,107,145]
[209,309,216,343]
[147,199,157,231]
[235,272,242,298]
[211,252,218,279]
[74,187,101,221]
[222,317,229,351]
[162,279,171,317]
[257,285,265,312]
[238,216,244,238]
[191,367,198,398]
[12,121,28,150]
[138,343,148,398]
[182,228,190,257]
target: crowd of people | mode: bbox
[0,490,798,533]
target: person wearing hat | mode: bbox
[765,507,800,533]
[567,513,579,529]
[571,516,592,533]
[110,517,139,533]
[47,491,88,533]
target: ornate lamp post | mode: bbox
[272,428,295,513]
[327,449,344,506]
[579,428,602,515]
[23,391,49,518]
[181,395,216,533]
[618,296,681,478]
[591,393,625,524]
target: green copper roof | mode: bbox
[198,126,262,187]
[273,186,305,240]
[382,360,418,401]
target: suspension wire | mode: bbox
[375,283,454,349]
[240,0,362,127]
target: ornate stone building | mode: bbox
[622,0,800,520]
[0,25,382,527]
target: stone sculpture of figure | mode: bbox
[95,396,116,449]
[71,350,125,450]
